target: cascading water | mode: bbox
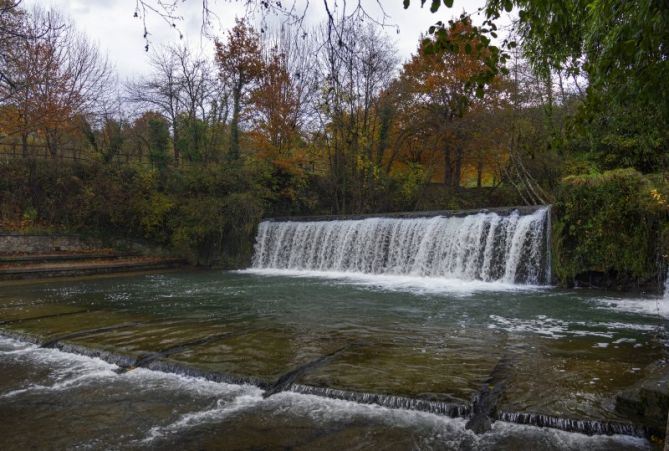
[252,207,551,285]
[660,268,669,317]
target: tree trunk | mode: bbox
[477,160,483,188]
[443,144,452,186]
[172,117,180,164]
[453,145,463,190]
[229,78,242,160]
[21,133,28,158]
[45,131,58,159]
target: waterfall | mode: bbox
[252,208,551,285]
[661,268,669,317]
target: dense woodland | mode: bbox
[0,0,668,288]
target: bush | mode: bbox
[0,158,267,267]
[553,168,669,289]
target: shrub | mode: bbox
[553,168,669,289]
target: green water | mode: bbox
[0,270,666,449]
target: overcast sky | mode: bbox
[23,0,513,82]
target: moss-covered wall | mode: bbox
[552,168,669,291]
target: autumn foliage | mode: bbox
[0,4,560,262]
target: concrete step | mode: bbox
[0,256,186,280]
[0,253,135,265]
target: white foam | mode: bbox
[594,297,669,319]
[122,367,254,398]
[241,268,544,296]
[1,368,117,398]
[268,390,468,427]
[0,335,266,398]
[0,336,119,398]
[488,421,649,450]
[488,315,656,339]
[142,391,263,442]
[146,390,649,450]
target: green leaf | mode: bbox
[423,41,435,55]
[465,43,472,54]
[430,0,440,13]
[503,0,513,12]
[403,0,410,9]
[444,0,454,7]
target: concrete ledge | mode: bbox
[264,205,549,223]
[0,253,127,263]
[0,258,186,280]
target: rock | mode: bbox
[466,413,492,434]
[616,360,669,437]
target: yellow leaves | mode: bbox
[649,188,668,209]
[139,192,175,235]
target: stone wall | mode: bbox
[0,234,99,255]
[0,233,173,257]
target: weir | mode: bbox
[0,329,650,438]
[253,206,551,284]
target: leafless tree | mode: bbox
[260,24,320,137]
[315,17,398,213]
[132,1,396,51]
[126,43,228,162]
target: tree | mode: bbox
[248,50,298,154]
[0,0,25,100]
[0,6,112,158]
[397,19,494,189]
[214,18,263,160]
[314,19,398,214]
[82,113,126,163]
[126,44,224,164]
[147,114,170,167]
[126,46,183,163]
[407,0,669,173]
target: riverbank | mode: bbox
[0,233,186,281]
